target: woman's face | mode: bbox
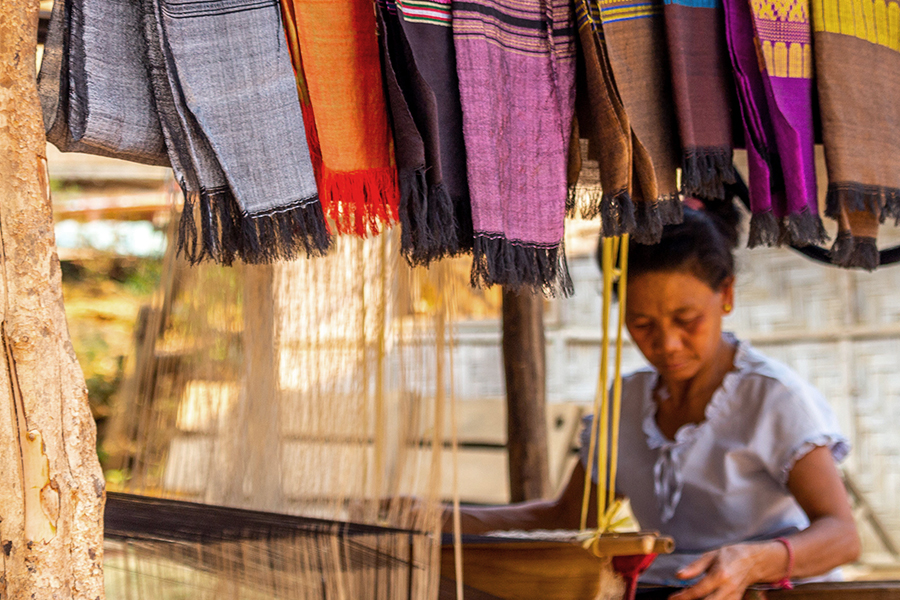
[624,270,734,383]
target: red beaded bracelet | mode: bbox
[773,537,794,590]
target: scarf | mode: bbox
[39,0,331,265]
[376,1,462,266]
[282,0,400,237]
[159,0,328,264]
[596,0,683,242]
[663,0,736,200]
[724,0,827,248]
[572,0,637,236]
[453,0,576,295]
[391,0,476,252]
[38,0,169,166]
[813,0,900,270]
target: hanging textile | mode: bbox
[282,0,400,237]
[595,0,683,242]
[724,0,827,247]
[159,0,328,264]
[387,0,475,253]
[453,0,576,295]
[38,0,169,166]
[376,1,462,266]
[573,0,636,235]
[813,0,900,270]
[663,0,737,200]
[38,0,331,265]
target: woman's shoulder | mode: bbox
[727,339,848,459]
[728,339,828,414]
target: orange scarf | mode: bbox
[281,0,399,236]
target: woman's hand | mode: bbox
[670,541,786,600]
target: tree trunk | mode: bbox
[501,289,550,502]
[0,1,106,598]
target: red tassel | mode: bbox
[318,166,400,237]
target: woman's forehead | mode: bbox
[624,271,719,313]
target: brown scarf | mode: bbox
[664,0,736,200]
[594,0,683,243]
[814,1,900,269]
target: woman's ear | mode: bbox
[720,276,735,314]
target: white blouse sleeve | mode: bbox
[750,376,850,485]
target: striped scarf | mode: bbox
[572,0,637,235]
[595,0,683,243]
[663,0,737,200]
[453,0,576,295]
[377,0,466,265]
[39,0,331,265]
[724,0,827,247]
[814,0,900,269]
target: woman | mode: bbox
[448,202,860,599]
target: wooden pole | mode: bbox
[0,1,106,598]
[501,288,550,502]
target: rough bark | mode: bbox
[0,1,106,598]
[501,288,550,502]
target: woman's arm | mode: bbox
[443,462,596,534]
[672,446,860,600]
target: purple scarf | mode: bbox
[454,0,576,295]
[724,0,826,246]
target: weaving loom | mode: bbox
[104,217,458,599]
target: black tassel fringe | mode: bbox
[681,148,737,201]
[825,182,900,226]
[398,168,461,267]
[471,234,573,297]
[632,196,683,245]
[176,187,331,266]
[830,233,879,271]
[748,210,829,248]
[781,211,829,247]
[747,211,780,248]
[598,189,636,237]
[566,185,579,218]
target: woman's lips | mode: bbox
[662,360,688,371]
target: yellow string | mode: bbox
[580,234,631,538]
[596,236,619,528]
[580,236,613,530]
[608,233,628,509]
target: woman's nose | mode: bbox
[657,327,682,353]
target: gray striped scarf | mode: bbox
[38,0,330,264]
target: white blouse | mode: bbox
[579,335,849,585]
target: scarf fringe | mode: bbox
[566,184,579,218]
[398,168,461,266]
[599,189,636,237]
[470,235,573,297]
[825,182,900,226]
[830,233,879,271]
[632,196,683,245]
[177,189,331,266]
[319,166,400,237]
[681,148,737,201]
[781,210,829,247]
[749,210,829,248]
[747,211,780,248]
